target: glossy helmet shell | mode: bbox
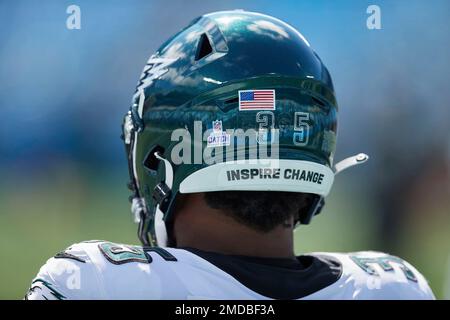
[124,10,338,246]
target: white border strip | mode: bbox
[179,159,334,196]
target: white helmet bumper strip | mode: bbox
[131,131,140,189]
[179,159,335,196]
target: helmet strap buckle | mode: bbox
[152,182,172,213]
[298,196,325,225]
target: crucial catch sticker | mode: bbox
[207,120,231,147]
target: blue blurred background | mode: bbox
[0,0,449,299]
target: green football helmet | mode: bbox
[121,10,368,247]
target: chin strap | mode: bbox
[334,153,369,175]
[131,197,146,224]
[130,151,174,247]
[131,197,152,246]
[152,152,174,247]
[298,153,369,226]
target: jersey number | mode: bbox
[351,255,418,282]
[99,242,177,265]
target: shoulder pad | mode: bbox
[309,251,435,300]
[26,241,183,300]
[26,241,107,300]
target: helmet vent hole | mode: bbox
[224,97,239,104]
[311,96,326,107]
[195,33,213,61]
[143,145,165,173]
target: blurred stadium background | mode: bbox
[0,0,449,299]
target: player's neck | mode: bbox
[172,194,295,259]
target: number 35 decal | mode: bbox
[255,111,311,146]
[293,112,310,146]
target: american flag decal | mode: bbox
[238,89,276,111]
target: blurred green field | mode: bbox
[0,168,448,299]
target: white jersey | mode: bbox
[26,240,434,300]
